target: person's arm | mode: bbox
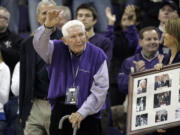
[124,25,139,50]
[33,25,54,64]
[69,60,109,128]
[11,62,20,96]
[104,7,115,42]
[0,63,10,105]
[117,59,132,94]
[77,60,109,117]
[33,9,63,64]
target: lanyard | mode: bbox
[70,51,82,87]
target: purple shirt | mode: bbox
[33,26,109,118]
[105,25,140,52]
[117,51,160,94]
[89,33,113,66]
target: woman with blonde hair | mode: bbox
[155,18,180,135]
[163,18,180,64]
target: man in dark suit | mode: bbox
[19,1,62,134]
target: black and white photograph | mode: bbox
[155,110,168,123]
[154,91,171,108]
[179,89,180,103]
[175,108,180,119]
[135,114,148,127]
[137,79,147,94]
[179,72,180,85]
[136,96,146,112]
[154,74,171,90]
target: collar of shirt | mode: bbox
[141,51,159,62]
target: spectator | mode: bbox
[0,6,22,73]
[0,0,19,33]
[19,1,61,135]
[27,0,64,33]
[0,49,10,135]
[157,0,179,38]
[154,20,180,134]
[76,3,113,66]
[0,6,22,135]
[163,19,180,65]
[117,26,163,95]
[117,26,165,134]
[105,5,141,106]
[73,0,112,33]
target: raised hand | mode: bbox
[133,60,145,72]
[122,5,137,27]
[126,5,137,25]
[45,9,63,28]
[124,5,136,15]
[105,7,116,26]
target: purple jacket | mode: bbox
[89,33,113,66]
[117,52,160,94]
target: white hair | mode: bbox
[139,79,146,86]
[62,20,85,37]
[36,0,56,15]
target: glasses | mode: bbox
[0,15,8,20]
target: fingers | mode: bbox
[124,5,136,25]
[105,7,116,25]
[105,7,111,15]
[154,64,163,70]
[45,9,63,27]
[125,5,135,14]
[133,60,145,72]
[69,112,84,129]
[157,129,166,133]
[77,119,81,129]
[158,54,164,63]
[133,60,137,65]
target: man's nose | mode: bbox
[75,36,81,42]
[164,10,169,15]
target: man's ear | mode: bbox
[93,19,97,25]
[139,39,143,47]
[37,14,40,24]
[62,37,68,46]
[85,31,89,42]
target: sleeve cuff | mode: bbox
[43,25,54,34]
[77,108,89,119]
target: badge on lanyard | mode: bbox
[65,86,79,105]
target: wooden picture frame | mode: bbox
[127,63,180,135]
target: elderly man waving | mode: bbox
[33,9,109,135]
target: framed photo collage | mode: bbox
[127,63,180,135]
